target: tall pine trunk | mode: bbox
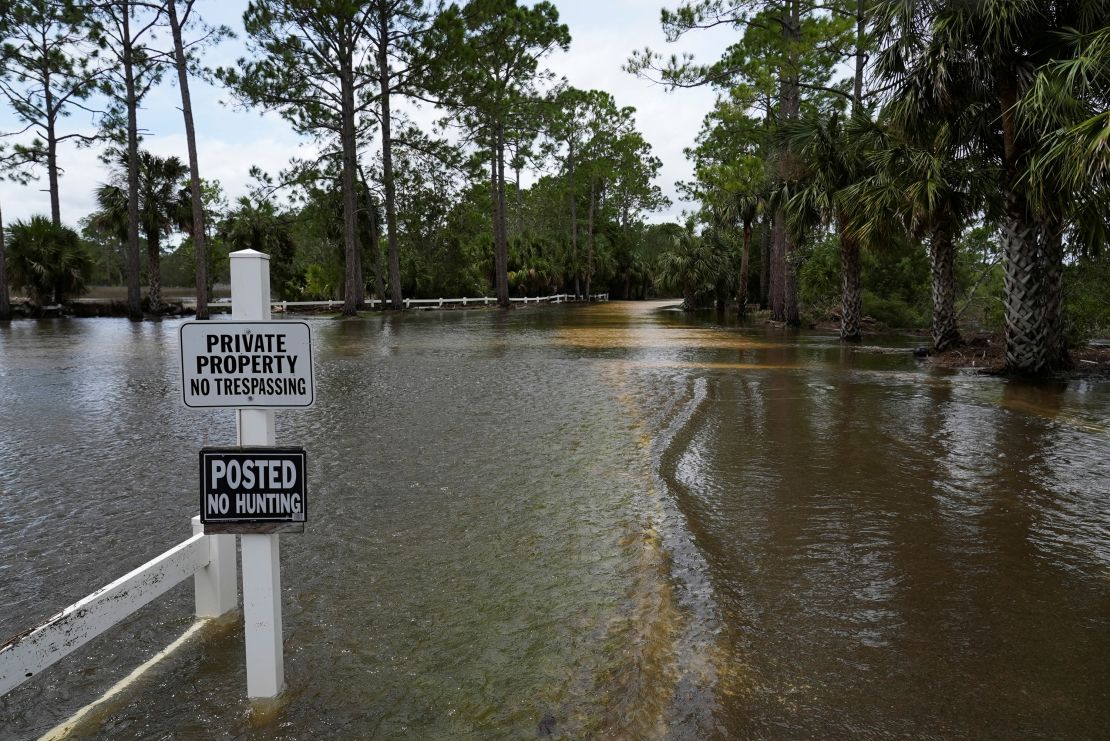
[739,218,751,314]
[759,214,771,309]
[122,5,142,322]
[780,0,802,327]
[585,177,595,299]
[568,141,578,298]
[359,169,386,306]
[0,200,9,320]
[44,77,61,226]
[167,0,209,319]
[929,225,961,351]
[771,210,785,319]
[495,124,510,307]
[339,55,362,315]
[377,11,404,311]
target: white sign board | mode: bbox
[179,321,315,408]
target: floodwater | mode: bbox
[1,301,1108,739]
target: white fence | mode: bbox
[0,517,237,697]
[185,292,610,311]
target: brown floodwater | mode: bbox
[1,301,1108,738]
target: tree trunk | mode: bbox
[739,218,751,314]
[377,12,404,311]
[515,163,523,237]
[495,124,510,307]
[771,209,786,320]
[585,177,595,300]
[167,0,209,320]
[1001,196,1045,373]
[759,214,771,309]
[929,225,961,351]
[45,85,61,227]
[339,54,361,316]
[360,170,387,306]
[853,0,865,114]
[0,200,10,320]
[568,142,577,298]
[839,227,862,341]
[1041,218,1068,368]
[997,68,1047,374]
[122,7,142,322]
[780,0,802,327]
[146,226,162,313]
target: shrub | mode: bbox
[6,216,93,305]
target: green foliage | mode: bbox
[6,215,92,304]
[1064,257,1110,344]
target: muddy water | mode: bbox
[1,302,1108,738]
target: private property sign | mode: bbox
[200,447,307,525]
[179,321,315,408]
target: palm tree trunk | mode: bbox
[929,225,961,351]
[122,6,142,322]
[739,218,751,314]
[1001,194,1046,373]
[167,0,209,320]
[377,10,404,311]
[146,227,162,314]
[1041,218,1068,368]
[997,67,1047,374]
[0,200,10,320]
[839,224,862,341]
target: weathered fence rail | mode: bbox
[0,517,236,697]
[69,292,610,313]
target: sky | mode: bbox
[0,0,736,228]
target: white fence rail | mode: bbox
[70,292,610,312]
[0,518,236,697]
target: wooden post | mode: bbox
[230,249,285,700]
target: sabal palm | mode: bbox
[656,229,730,310]
[6,216,92,305]
[847,114,995,351]
[704,161,767,315]
[873,0,1110,372]
[94,151,189,312]
[784,110,871,341]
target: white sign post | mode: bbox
[231,248,285,700]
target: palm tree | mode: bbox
[220,196,299,300]
[784,110,871,341]
[847,113,995,351]
[873,0,1110,373]
[6,215,92,306]
[655,227,730,310]
[94,151,189,313]
[703,160,767,315]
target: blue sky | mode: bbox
[0,0,735,227]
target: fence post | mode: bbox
[192,516,237,618]
[230,249,285,700]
